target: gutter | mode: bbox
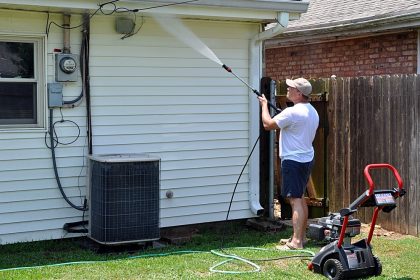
[248,12,290,216]
[125,0,310,13]
[266,10,420,48]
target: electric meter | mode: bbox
[59,57,77,74]
[55,53,79,82]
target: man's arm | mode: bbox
[258,95,279,131]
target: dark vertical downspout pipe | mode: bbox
[83,13,93,155]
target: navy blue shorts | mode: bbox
[281,159,314,198]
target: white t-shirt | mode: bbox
[273,103,319,162]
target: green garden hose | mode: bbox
[0,247,314,274]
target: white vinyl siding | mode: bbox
[89,16,259,228]
[1,10,89,244]
[0,9,259,244]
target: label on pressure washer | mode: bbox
[374,192,396,206]
[345,250,359,269]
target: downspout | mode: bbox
[248,12,289,216]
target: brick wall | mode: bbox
[265,31,418,80]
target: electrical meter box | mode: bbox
[55,53,79,82]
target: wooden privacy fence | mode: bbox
[328,74,420,236]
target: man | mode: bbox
[258,78,319,249]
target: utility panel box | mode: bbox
[47,83,63,108]
[55,53,79,82]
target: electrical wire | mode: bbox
[45,0,200,37]
[46,6,101,36]
[44,113,81,148]
[44,107,80,146]
[45,0,119,35]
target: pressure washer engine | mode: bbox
[307,163,406,279]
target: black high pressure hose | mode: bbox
[219,68,282,249]
[215,74,313,264]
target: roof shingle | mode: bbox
[289,0,420,29]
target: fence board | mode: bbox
[344,78,352,208]
[354,78,364,222]
[416,76,420,236]
[391,77,405,232]
[349,77,359,208]
[379,76,392,230]
[408,75,419,235]
[327,78,336,211]
[331,78,344,212]
[361,77,372,222]
[401,75,410,234]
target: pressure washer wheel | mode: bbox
[322,258,344,280]
[373,256,382,276]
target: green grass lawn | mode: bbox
[0,220,419,279]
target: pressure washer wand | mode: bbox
[222,64,281,114]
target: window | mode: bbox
[0,37,44,128]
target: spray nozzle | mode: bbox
[222,64,232,72]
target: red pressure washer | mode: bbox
[307,163,405,279]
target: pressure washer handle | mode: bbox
[364,163,404,196]
[267,100,282,115]
[253,89,282,114]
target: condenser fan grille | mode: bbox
[88,154,160,244]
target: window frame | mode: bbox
[0,35,45,130]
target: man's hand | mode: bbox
[258,94,279,131]
[257,94,268,108]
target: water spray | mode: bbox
[152,15,281,114]
[222,64,281,114]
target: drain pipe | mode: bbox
[248,12,289,216]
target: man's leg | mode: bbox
[302,195,308,243]
[289,197,306,248]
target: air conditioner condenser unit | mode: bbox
[87,153,160,245]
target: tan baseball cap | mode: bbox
[286,78,312,96]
